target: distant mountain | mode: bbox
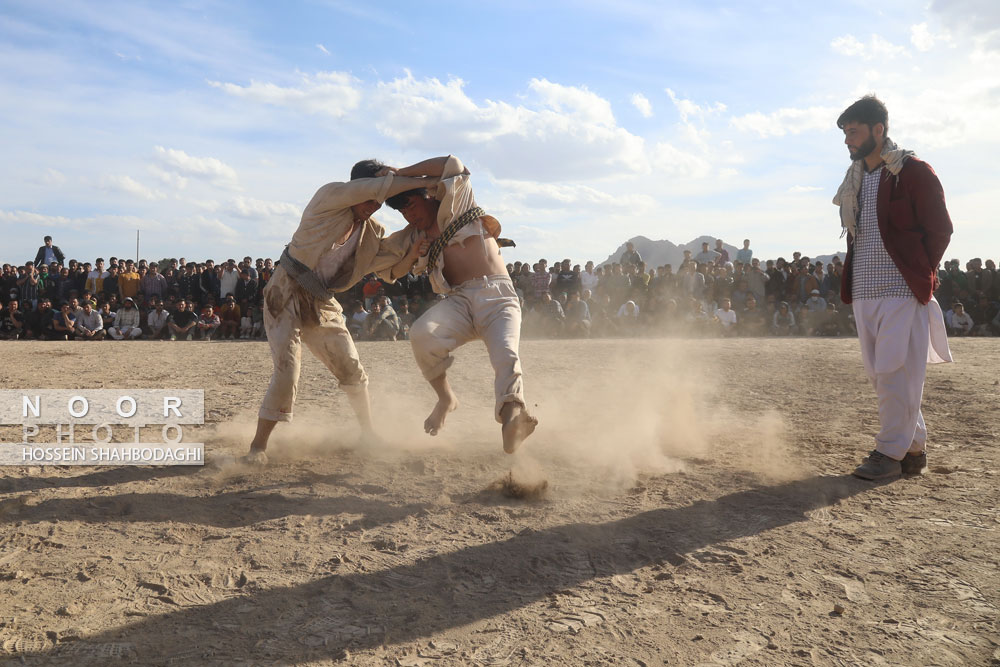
[600,236,845,268]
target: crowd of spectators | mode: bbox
[3,235,999,342]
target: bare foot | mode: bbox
[238,450,268,467]
[501,403,538,454]
[425,394,459,436]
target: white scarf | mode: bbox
[832,137,915,239]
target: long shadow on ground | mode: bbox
[13,474,878,665]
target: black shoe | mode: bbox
[852,450,902,480]
[901,451,927,475]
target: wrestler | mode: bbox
[243,160,432,465]
[382,156,537,454]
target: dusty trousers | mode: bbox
[409,275,525,422]
[258,267,367,422]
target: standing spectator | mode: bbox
[555,259,578,296]
[200,260,221,304]
[531,262,551,302]
[714,238,729,265]
[694,241,720,265]
[85,259,108,294]
[146,299,171,339]
[243,256,258,280]
[745,258,769,305]
[580,260,599,295]
[219,259,239,302]
[16,263,40,309]
[118,260,141,300]
[362,275,382,310]
[736,239,753,265]
[140,264,168,300]
[74,300,105,341]
[619,241,642,268]
[234,270,258,304]
[34,235,65,267]
[109,297,142,339]
[833,95,953,479]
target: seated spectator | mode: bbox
[564,291,591,338]
[739,294,767,336]
[52,302,77,340]
[814,303,843,336]
[218,294,241,339]
[712,297,738,336]
[196,306,221,340]
[397,301,414,340]
[109,297,143,339]
[348,302,368,339]
[167,299,198,340]
[365,296,401,341]
[239,303,254,339]
[772,301,796,336]
[683,298,709,335]
[0,299,25,340]
[146,299,171,340]
[75,300,106,341]
[803,289,827,334]
[616,299,640,336]
[251,302,264,339]
[537,292,566,337]
[947,302,973,336]
[25,298,56,340]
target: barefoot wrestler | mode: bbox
[383,155,537,453]
[244,160,432,464]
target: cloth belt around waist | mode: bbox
[279,246,334,300]
[424,206,486,272]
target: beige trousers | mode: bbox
[258,267,367,422]
[409,275,525,422]
[853,296,952,460]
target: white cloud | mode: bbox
[226,196,301,220]
[209,71,362,118]
[831,33,908,60]
[152,146,239,188]
[39,168,66,186]
[665,89,726,122]
[100,174,166,201]
[316,43,330,56]
[497,180,656,212]
[630,93,653,118]
[730,106,836,137]
[788,185,823,193]
[371,73,648,181]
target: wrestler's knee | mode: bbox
[408,316,434,348]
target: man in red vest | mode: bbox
[833,95,953,480]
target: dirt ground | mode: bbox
[0,335,997,666]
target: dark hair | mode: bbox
[386,188,429,210]
[350,159,386,180]
[837,95,889,134]
[44,235,52,242]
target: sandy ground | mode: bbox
[0,335,998,666]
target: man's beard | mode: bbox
[849,135,877,161]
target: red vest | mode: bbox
[841,158,952,305]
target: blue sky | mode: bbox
[2,0,998,267]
